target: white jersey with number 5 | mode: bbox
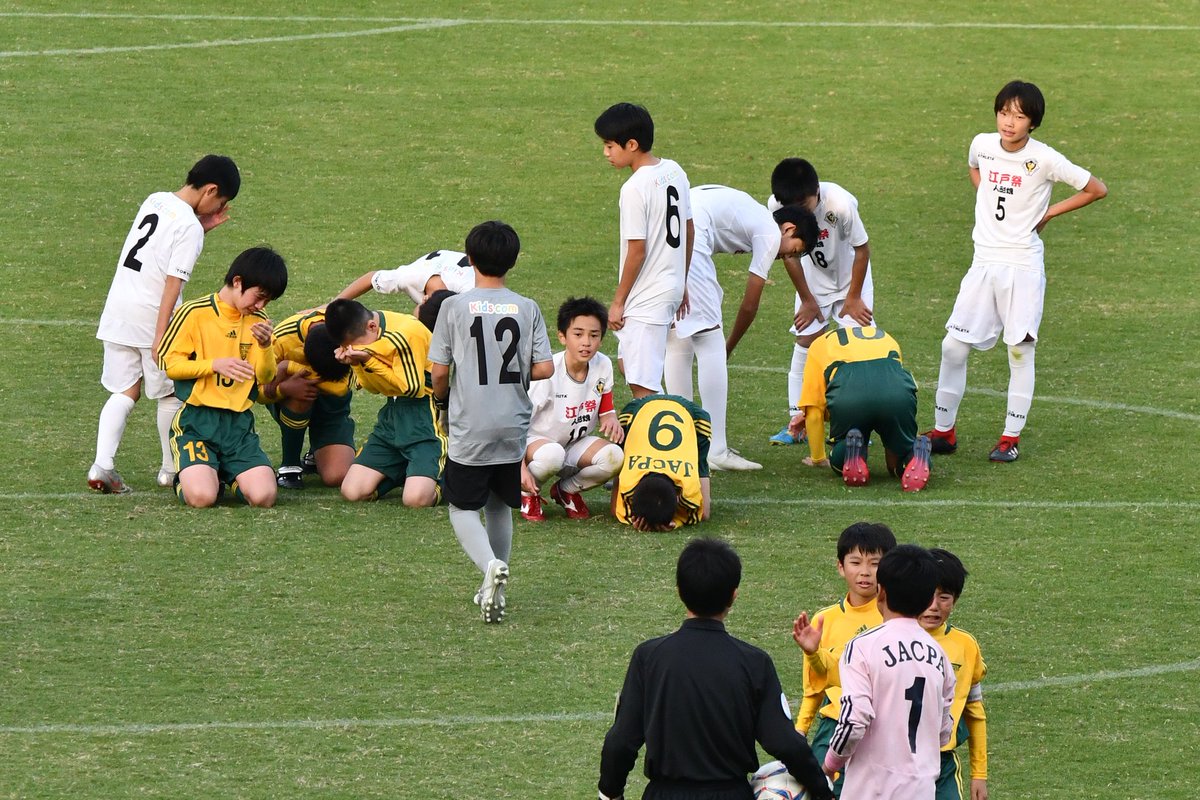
[619,158,691,325]
[97,192,203,348]
[768,182,871,305]
[830,617,955,800]
[370,249,477,303]
[527,350,615,446]
[969,133,1092,270]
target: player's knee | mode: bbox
[593,443,624,479]
[401,479,438,508]
[941,334,971,366]
[528,442,566,481]
[245,486,277,508]
[340,478,373,502]
[182,485,219,508]
[1007,341,1035,368]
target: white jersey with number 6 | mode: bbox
[830,617,955,800]
[619,158,691,325]
[97,192,203,348]
[527,351,615,446]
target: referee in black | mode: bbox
[598,538,833,800]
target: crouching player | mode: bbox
[520,297,625,521]
[613,394,711,531]
[157,246,288,507]
[787,325,932,492]
[921,548,989,800]
[323,291,454,506]
[263,310,356,489]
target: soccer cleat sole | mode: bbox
[842,429,869,487]
[480,561,509,624]
[901,436,932,492]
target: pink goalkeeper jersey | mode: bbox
[827,617,955,800]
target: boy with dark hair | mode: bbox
[324,289,455,507]
[262,312,355,490]
[765,158,876,447]
[521,296,624,522]
[823,544,956,799]
[595,102,693,400]
[785,325,933,491]
[792,522,897,797]
[929,80,1107,462]
[666,184,820,472]
[599,537,834,800]
[612,394,712,531]
[920,549,989,800]
[157,246,287,508]
[89,154,240,494]
[430,221,553,624]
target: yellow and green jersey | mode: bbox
[797,594,882,733]
[615,394,709,528]
[157,293,275,412]
[351,310,431,398]
[272,310,352,397]
[799,326,908,462]
[928,622,988,779]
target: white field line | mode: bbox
[2,491,1197,509]
[0,20,464,58]
[0,14,1195,58]
[1,658,1196,736]
[0,12,1196,31]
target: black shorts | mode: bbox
[442,458,521,511]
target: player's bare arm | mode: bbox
[1036,174,1108,233]
[792,611,825,655]
[841,242,873,326]
[430,362,450,403]
[610,239,647,331]
[530,359,555,381]
[151,275,186,354]
[699,476,711,521]
[675,219,695,320]
[335,270,377,301]
[971,778,988,800]
[197,206,230,233]
[598,412,625,444]
[784,254,824,331]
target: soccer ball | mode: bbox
[750,760,809,800]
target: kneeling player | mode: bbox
[521,297,625,521]
[264,312,356,489]
[787,326,932,491]
[613,394,712,530]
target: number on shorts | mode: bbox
[469,316,522,385]
[834,327,885,346]
[122,214,160,272]
[183,440,210,463]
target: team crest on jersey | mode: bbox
[594,378,607,395]
[825,211,838,226]
[1023,159,1038,175]
[239,343,252,360]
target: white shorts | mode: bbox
[615,319,668,392]
[944,261,1045,349]
[790,281,877,337]
[527,434,606,476]
[100,341,175,398]
[673,251,723,338]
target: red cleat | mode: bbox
[841,429,870,487]
[925,426,957,454]
[520,492,545,521]
[902,435,932,492]
[550,481,590,520]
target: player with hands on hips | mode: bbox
[521,297,624,522]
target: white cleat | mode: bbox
[479,559,509,624]
[707,449,763,472]
[87,463,132,494]
[156,468,177,488]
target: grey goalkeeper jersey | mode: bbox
[429,287,552,465]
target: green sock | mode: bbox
[278,406,311,467]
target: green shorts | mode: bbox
[936,749,965,800]
[808,715,846,797]
[268,392,355,451]
[172,404,271,483]
[354,395,446,484]
[826,359,918,469]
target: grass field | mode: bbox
[1,3,1198,798]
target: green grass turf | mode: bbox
[1,3,1198,798]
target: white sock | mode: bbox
[663,327,695,398]
[157,396,183,471]
[692,329,729,453]
[1004,341,1036,437]
[484,492,513,564]
[449,504,494,573]
[94,393,136,470]
[560,443,623,493]
[934,335,971,431]
[526,441,566,488]
[788,344,808,416]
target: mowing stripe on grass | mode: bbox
[2,491,1197,510]
[1,659,1195,736]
